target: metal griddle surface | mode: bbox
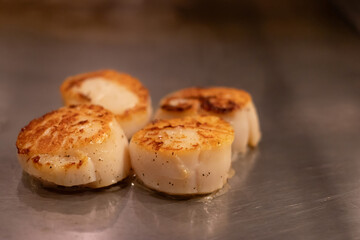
[0,1,360,239]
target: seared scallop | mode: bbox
[129,116,234,195]
[155,87,261,156]
[16,104,130,188]
[60,69,152,138]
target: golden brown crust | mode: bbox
[160,87,251,114]
[131,116,234,152]
[16,104,113,156]
[60,69,150,120]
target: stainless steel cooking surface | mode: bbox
[1,1,360,239]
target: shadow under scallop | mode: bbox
[17,173,132,232]
[229,149,258,188]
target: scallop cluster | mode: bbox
[17,69,150,189]
[16,69,261,196]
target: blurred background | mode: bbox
[1,0,359,147]
[0,0,359,110]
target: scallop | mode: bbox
[60,69,152,138]
[129,116,234,195]
[16,104,130,188]
[155,87,261,156]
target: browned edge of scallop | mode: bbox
[16,104,114,158]
[131,116,234,153]
[160,87,252,114]
[60,69,150,120]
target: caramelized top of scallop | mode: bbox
[60,69,150,120]
[131,116,234,153]
[160,87,251,114]
[16,104,114,156]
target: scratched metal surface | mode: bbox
[0,1,360,239]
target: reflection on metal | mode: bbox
[18,173,131,232]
